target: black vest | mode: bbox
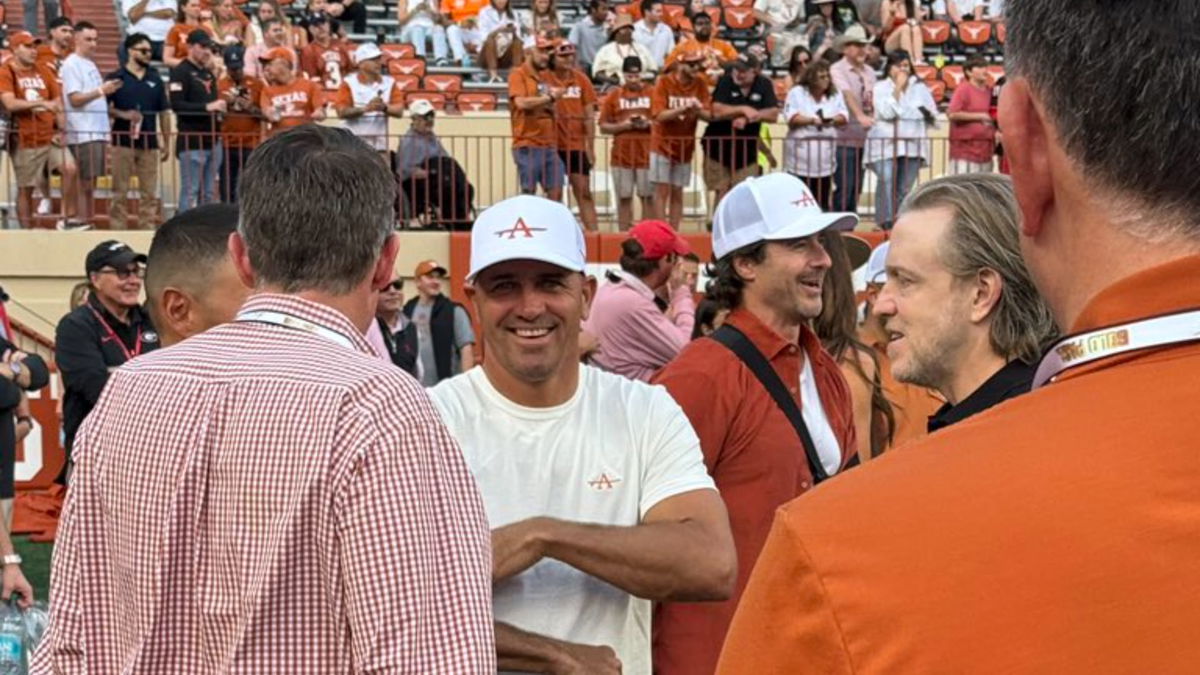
[403,294,460,381]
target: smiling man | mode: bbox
[429,194,735,675]
[875,173,1056,431]
[651,173,857,674]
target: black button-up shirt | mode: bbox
[168,59,218,153]
[106,65,170,150]
[702,72,778,170]
[927,359,1036,432]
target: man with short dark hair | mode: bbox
[583,220,694,381]
[547,41,600,231]
[299,12,353,93]
[568,0,611,75]
[62,20,118,224]
[244,17,297,79]
[335,42,405,154]
[947,55,996,173]
[702,53,779,207]
[599,56,654,230]
[216,45,263,203]
[509,34,566,201]
[375,275,419,377]
[633,0,674,69]
[169,29,225,212]
[652,173,857,675]
[667,11,737,80]
[34,125,495,672]
[716,2,1200,671]
[144,204,248,347]
[39,16,74,72]
[404,259,475,386]
[650,49,711,227]
[107,32,171,229]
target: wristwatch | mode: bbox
[2,554,21,567]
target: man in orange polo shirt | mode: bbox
[260,47,324,136]
[652,173,857,675]
[716,2,1200,672]
[216,45,263,202]
[667,11,736,82]
[508,33,565,202]
[649,49,710,227]
[546,40,599,231]
[599,55,654,231]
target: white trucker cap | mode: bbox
[468,195,587,281]
[711,173,858,259]
[865,240,890,285]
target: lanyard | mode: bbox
[89,306,143,362]
[236,310,359,351]
[1032,309,1200,389]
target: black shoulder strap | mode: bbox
[711,324,830,485]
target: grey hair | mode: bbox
[900,173,1059,365]
[238,125,395,294]
[1005,0,1200,239]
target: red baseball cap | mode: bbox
[629,220,691,260]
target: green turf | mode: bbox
[13,537,52,603]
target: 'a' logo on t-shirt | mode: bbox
[587,472,622,491]
[495,217,548,239]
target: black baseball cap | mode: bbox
[307,11,331,25]
[86,241,147,275]
[621,55,643,73]
[47,16,72,31]
[731,53,760,71]
[223,44,245,69]
[186,28,214,46]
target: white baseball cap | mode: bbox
[409,98,436,117]
[468,195,587,281]
[354,41,383,64]
[712,173,858,259]
[865,240,890,285]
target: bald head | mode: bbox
[146,204,249,346]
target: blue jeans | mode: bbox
[178,144,223,211]
[833,146,863,214]
[513,147,565,194]
[400,23,449,61]
[22,0,58,33]
[871,157,923,229]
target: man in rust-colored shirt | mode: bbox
[32,125,495,673]
[599,55,654,230]
[717,2,1200,672]
[652,172,858,675]
[649,49,710,227]
[508,33,564,201]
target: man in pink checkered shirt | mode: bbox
[32,125,496,674]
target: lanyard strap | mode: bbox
[236,310,359,351]
[89,306,142,361]
[1032,309,1200,389]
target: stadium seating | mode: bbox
[389,58,428,78]
[381,43,417,59]
[722,7,757,32]
[941,65,965,90]
[915,64,938,84]
[996,22,1007,45]
[720,0,753,8]
[425,74,464,95]
[986,64,1005,86]
[457,92,499,112]
[957,20,992,48]
[928,79,946,103]
[662,4,686,27]
[921,20,952,46]
[393,73,422,92]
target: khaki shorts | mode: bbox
[703,156,759,194]
[649,152,691,188]
[14,145,75,188]
[70,141,107,181]
[613,166,652,199]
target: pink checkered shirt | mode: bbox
[32,294,496,674]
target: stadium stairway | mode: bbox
[7,0,123,73]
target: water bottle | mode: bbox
[0,598,26,675]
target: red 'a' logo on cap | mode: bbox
[495,217,548,239]
[791,193,817,208]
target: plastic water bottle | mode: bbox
[0,599,26,675]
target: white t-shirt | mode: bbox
[782,86,847,177]
[122,0,176,41]
[404,0,438,28]
[800,352,842,476]
[61,54,111,144]
[339,73,398,152]
[430,365,716,675]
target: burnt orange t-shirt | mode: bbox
[166,22,218,61]
[650,71,710,163]
[668,37,738,69]
[546,67,596,153]
[260,77,320,135]
[599,83,652,168]
[717,254,1200,674]
[35,44,68,79]
[300,40,353,90]
[219,74,264,148]
[442,0,486,22]
[508,62,556,149]
[0,61,61,148]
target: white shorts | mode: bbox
[613,166,652,199]
[950,158,993,174]
[649,152,691,188]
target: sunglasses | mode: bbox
[97,266,145,280]
[130,47,152,54]
[385,280,404,291]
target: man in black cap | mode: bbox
[169,28,226,212]
[55,241,159,477]
[107,32,172,228]
[216,44,263,203]
[700,53,779,208]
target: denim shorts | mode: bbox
[514,146,565,193]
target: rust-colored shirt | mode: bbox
[545,66,596,153]
[650,70,710,163]
[600,83,653,168]
[508,61,556,149]
[218,73,264,148]
[651,308,856,675]
[260,77,320,135]
[717,254,1200,674]
[0,61,61,148]
[300,39,353,90]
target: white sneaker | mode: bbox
[36,198,51,215]
[55,219,92,231]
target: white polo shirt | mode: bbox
[61,54,111,144]
[430,365,716,675]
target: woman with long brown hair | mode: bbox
[814,232,894,461]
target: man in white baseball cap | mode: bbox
[650,172,858,674]
[429,194,735,674]
[332,41,404,153]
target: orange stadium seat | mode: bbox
[941,64,965,90]
[957,20,992,47]
[615,3,638,17]
[995,22,1007,44]
[914,64,938,83]
[721,0,752,8]
[389,58,427,77]
[921,20,951,46]
[662,3,685,27]
[928,79,946,104]
[457,92,498,112]
[703,6,721,25]
[381,43,416,59]
[723,7,756,30]
[424,74,463,94]
[986,64,1005,85]
[393,73,422,92]
[406,91,447,110]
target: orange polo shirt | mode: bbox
[545,66,596,153]
[716,254,1200,674]
[667,37,738,69]
[651,308,856,675]
[508,62,557,149]
[650,70,711,163]
[260,77,320,135]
